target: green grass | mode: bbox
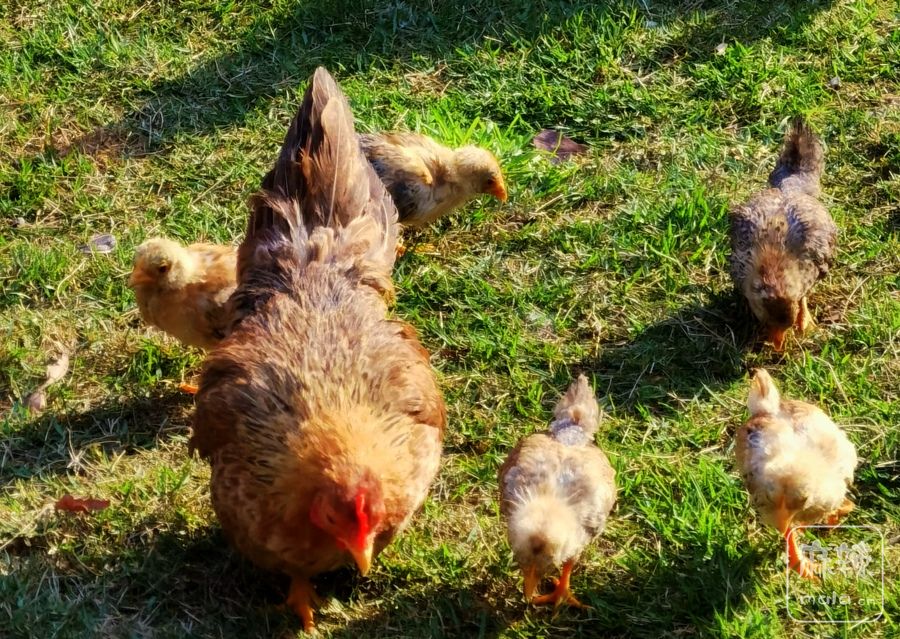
[1,0,899,637]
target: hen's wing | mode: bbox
[229,68,398,325]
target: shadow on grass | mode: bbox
[586,542,762,636]
[0,388,191,487]
[583,290,754,417]
[45,0,836,160]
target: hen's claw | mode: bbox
[286,578,321,633]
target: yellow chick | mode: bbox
[128,237,237,351]
[499,375,616,608]
[735,369,857,578]
[359,132,507,228]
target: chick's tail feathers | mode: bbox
[551,374,601,437]
[234,67,399,309]
[768,117,824,197]
[748,368,781,417]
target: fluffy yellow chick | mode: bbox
[359,132,507,228]
[735,369,857,578]
[128,237,237,351]
[499,375,616,608]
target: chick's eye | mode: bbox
[158,264,169,275]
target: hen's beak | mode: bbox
[350,540,374,576]
[523,564,539,601]
[768,327,787,352]
[488,177,508,202]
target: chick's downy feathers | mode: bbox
[128,237,237,349]
[729,118,836,351]
[499,375,616,605]
[359,132,506,228]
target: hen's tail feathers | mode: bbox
[551,374,601,437]
[768,117,824,197]
[748,368,781,417]
[233,67,398,313]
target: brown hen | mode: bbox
[359,131,507,228]
[190,68,446,633]
[729,118,836,351]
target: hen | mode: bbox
[359,132,507,228]
[499,375,616,608]
[729,118,836,351]
[128,237,237,350]
[190,68,446,633]
[735,369,857,578]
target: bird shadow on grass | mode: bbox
[582,289,756,419]
[0,388,191,488]
[582,542,763,637]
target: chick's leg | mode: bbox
[531,560,587,608]
[178,382,199,395]
[773,498,816,580]
[825,498,855,526]
[286,577,321,633]
[796,297,815,334]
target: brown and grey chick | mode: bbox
[729,118,836,351]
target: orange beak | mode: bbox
[349,539,374,576]
[768,327,787,352]
[523,564,539,601]
[487,176,508,202]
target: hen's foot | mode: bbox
[286,577,322,633]
[825,498,855,526]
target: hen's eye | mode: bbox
[158,264,170,275]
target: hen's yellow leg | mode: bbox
[773,498,817,579]
[286,577,322,633]
[531,560,588,608]
[825,498,854,526]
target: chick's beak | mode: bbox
[768,327,787,352]
[350,540,374,576]
[523,564,539,601]
[488,177,508,202]
[127,270,152,288]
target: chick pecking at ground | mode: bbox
[359,131,507,228]
[499,375,616,608]
[190,68,446,633]
[128,237,237,351]
[729,117,836,351]
[735,369,857,579]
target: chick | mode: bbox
[359,132,507,228]
[735,369,857,578]
[499,375,616,608]
[128,237,237,351]
[729,118,836,351]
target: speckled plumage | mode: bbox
[191,69,445,625]
[728,118,836,348]
[499,375,616,586]
[359,131,506,228]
